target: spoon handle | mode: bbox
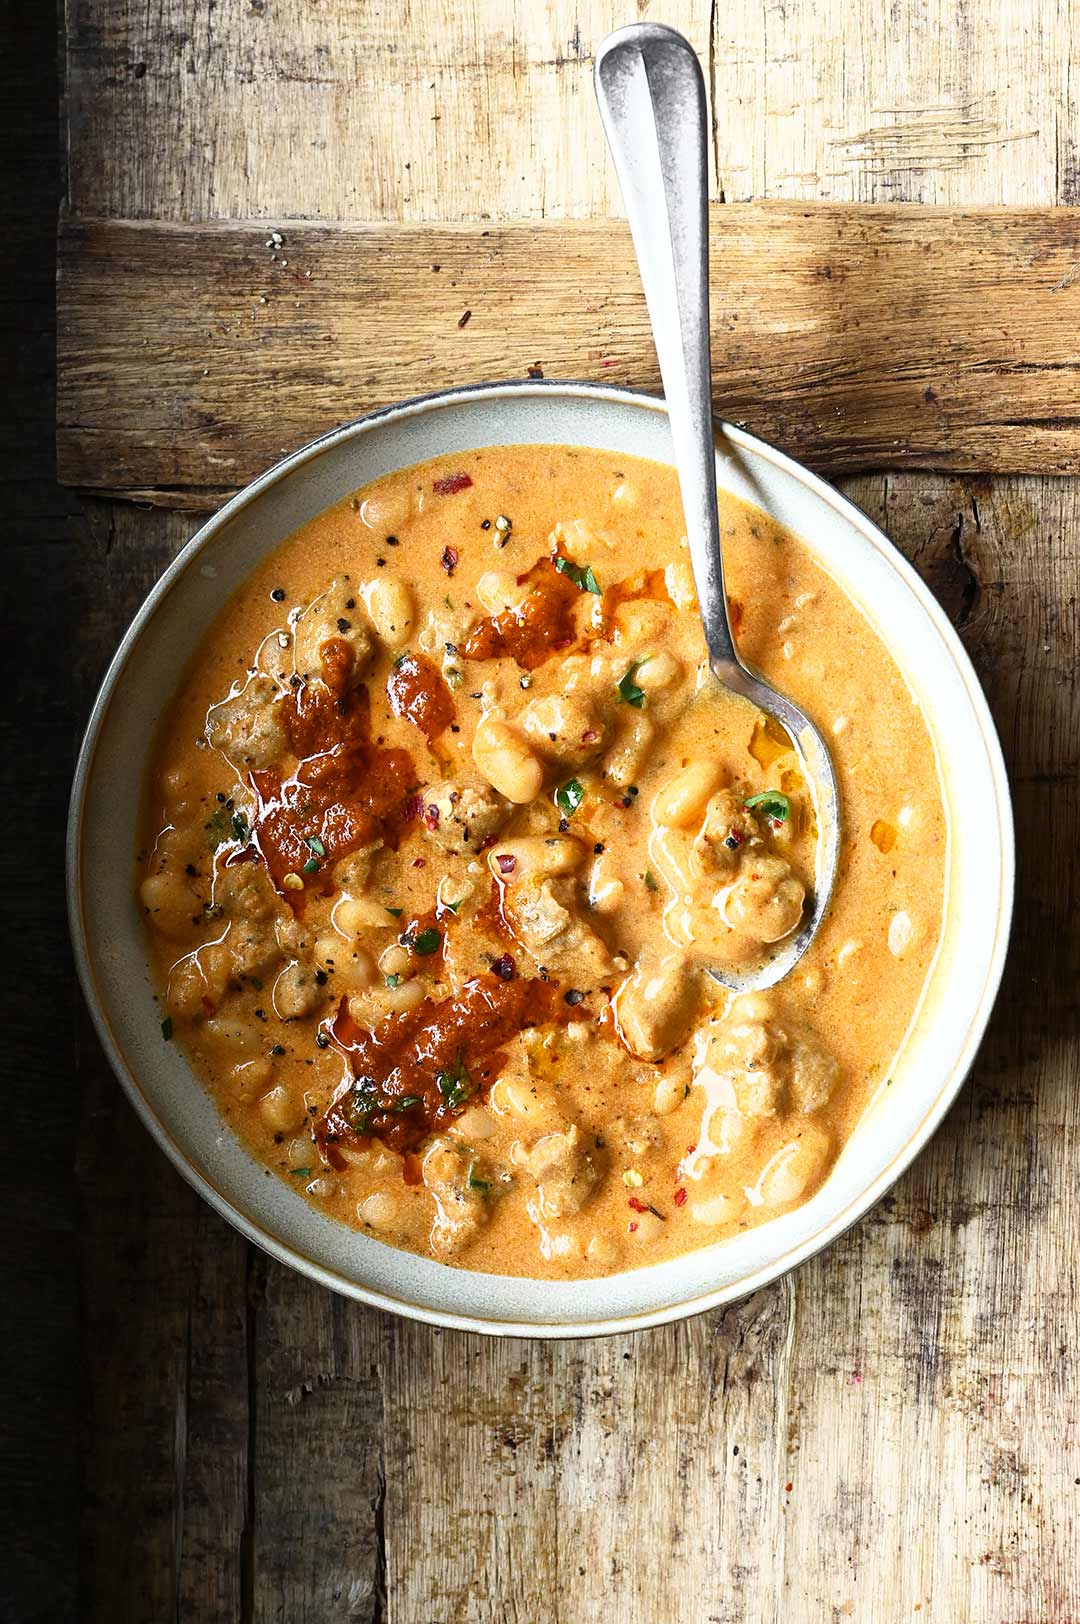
[594,23,739,675]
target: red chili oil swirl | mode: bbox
[249,638,416,906]
[316,971,565,1157]
[462,556,581,670]
[386,651,455,745]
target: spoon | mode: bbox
[594,22,840,991]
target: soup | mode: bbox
[139,446,946,1278]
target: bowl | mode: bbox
[68,381,1014,1337]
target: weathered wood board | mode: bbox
[57,206,1080,504]
[62,0,1080,1619]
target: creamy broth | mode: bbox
[139,446,946,1279]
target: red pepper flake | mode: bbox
[433,472,473,496]
[674,1187,688,1207]
[441,546,459,574]
[457,310,471,329]
[581,729,598,743]
[491,953,515,981]
[495,853,516,875]
[628,1196,649,1213]
[628,1221,638,1233]
[424,804,440,831]
[411,857,426,868]
[403,793,425,823]
[686,1144,697,1155]
[785,1482,793,1494]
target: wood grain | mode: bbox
[60,0,1080,1619]
[64,0,1079,220]
[57,206,1080,504]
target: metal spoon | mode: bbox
[594,21,840,991]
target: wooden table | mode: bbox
[56,3,1080,1619]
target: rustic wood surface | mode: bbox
[57,206,1080,503]
[57,1,1080,1620]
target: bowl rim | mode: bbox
[67,377,1015,1338]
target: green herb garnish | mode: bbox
[161,1016,173,1041]
[467,1161,491,1196]
[412,927,441,956]
[302,856,320,874]
[643,870,659,892]
[385,973,401,989]
[555,778,585,818]
[554,556,601,594]
[289,1166,312,1179]
[230,810,250,842]
[436,1054,474,1111]
[617,659,648,708]
[385,907,403,919]
[393,1095,422,1112]
[205,807,231,850]
[743,790,790,824]
[305,834,326,857]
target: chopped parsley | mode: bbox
[302,856,320,874]
[412,927,441,956]
[554,556,601,594]
[744,790,790,824]
[385,906,404,919]
[305,834,326,858]
[436,1054,474,1111]
[385,974,401,989]
[160,1016,173,1041]
[617,659,648,708]
[555,777,585,818]
[288,1166,312,1179]
[467,1161,491,1196]
[230,810,250,842]
[643,870,659,892]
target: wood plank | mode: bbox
[64,1,710,223]
[249,1265,386,1623]
[72,503,252,1622]
[63,0,1077,221]
[60,0,1080,1618]
[56,205,1080,505]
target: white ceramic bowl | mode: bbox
[68,382,1013,1336]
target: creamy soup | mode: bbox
[139,446,946,1278]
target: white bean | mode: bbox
[333,895,389,936]
[232,1058,272,1097]
[651,760,725,830]
[634,650,682,691]
[486,835,584,879]
[472,715,544,804]
[756,1125,831,1208]
[362,577,415,648]
[139,871,195,940]
[357,485,411,533]
[358,1191,399,1230]
[476,569,522,614]
[689,1190,742,1226]
[259,1084,304,1133]
[605,712,654,786]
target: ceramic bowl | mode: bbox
[68,382,1014,1336]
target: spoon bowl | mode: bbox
[595,22,841,990]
